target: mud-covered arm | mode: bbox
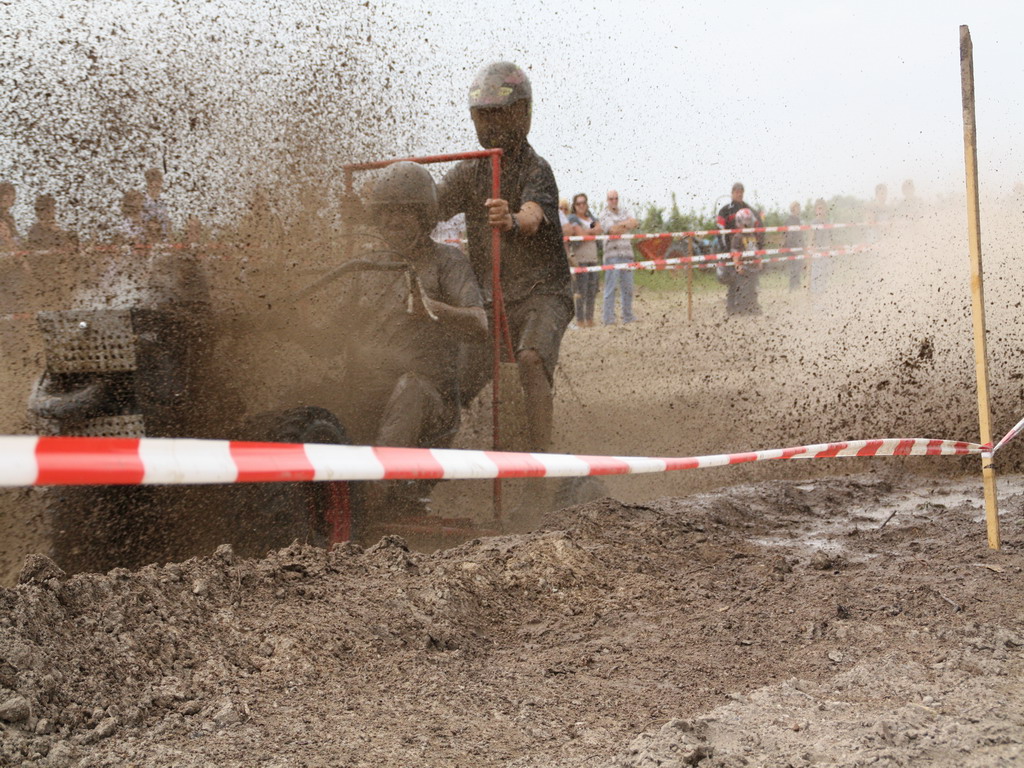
[486,154,559,237]
[422,248,488,341]
[419,297,487,341]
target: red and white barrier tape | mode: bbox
[993,415,1024,454]
[565,221,865,243]
[570,245,870,274]
[0,434,983,487]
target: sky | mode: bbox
[386,0,1024,216]
[1,0,1022,226]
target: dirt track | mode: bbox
[2,214,1024,765]
[1,475,1023,766]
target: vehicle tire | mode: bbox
[231,406,361,556]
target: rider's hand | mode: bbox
[484,198,513,231]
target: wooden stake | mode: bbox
[686,237,694,322]
[960,25,1000,549]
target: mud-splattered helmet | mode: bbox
[734,208,757,228]
[468,61,532,109]
[367,162,438,220]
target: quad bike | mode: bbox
[27,247,605,573]
[26,249,359,572]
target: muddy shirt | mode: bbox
[437,141,570,304]
[347,242,483,399]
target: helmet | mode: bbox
[468,61,532,109]
[734,208,757,228]
[366,161,438,224]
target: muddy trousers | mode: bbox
[723,269,760,315]
[375,372,458,449]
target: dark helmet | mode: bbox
[468,61,532,109]
[366,161,438,228]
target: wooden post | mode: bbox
[960,25,1000,549]
[686,237,694,322]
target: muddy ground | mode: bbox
[1,475,1022,767]
[2,214,1024,765]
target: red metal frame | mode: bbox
[343,149,508,523]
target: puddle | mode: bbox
[749,474,1024,557]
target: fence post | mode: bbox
[960,25,1000,549]
[686,237,694,322]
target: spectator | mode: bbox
[717,207,762,315]
[236,185,286,253]
[559,199,578,329]
[183,214,207,246]
[290,184,329,248]
[809,198,832,298]
[0,217,31,321]
[0,218,15,252]
[26,194,79,251]
[142,168,171,242]
[116,189,147,246]
[868,183,889,243]
[599,189,638,324]
[896,178,922,220]
[869,183,888,223]
[568,193,601,327]
[0,182,19,246]
[437,61,572,452]
[716,182,764,252]
[561,198,577,246]
[782,201,804,291]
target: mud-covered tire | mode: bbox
[231,406,361,556]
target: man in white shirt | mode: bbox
[598,190,638,324]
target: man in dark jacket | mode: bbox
[716,182,764,252]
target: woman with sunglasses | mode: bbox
[567,193,602,327]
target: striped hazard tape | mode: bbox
[993,414,1024,454]
[565,221,865,243]
[0,435,983,487]
[570,245,870,274]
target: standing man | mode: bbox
[27,194,79,251]
[782,201,804,292]
[0,182,19,246]
[437,61,572,452]
[598,190,638,325]
[142,168,172,242]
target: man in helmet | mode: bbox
[437,61,572,452]
[714,182,765,316]
[715,182,765,253]
[715,207,763,316]
[348,161,487,457]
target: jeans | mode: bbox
[602,257,635,324]
[574,269,599,323]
